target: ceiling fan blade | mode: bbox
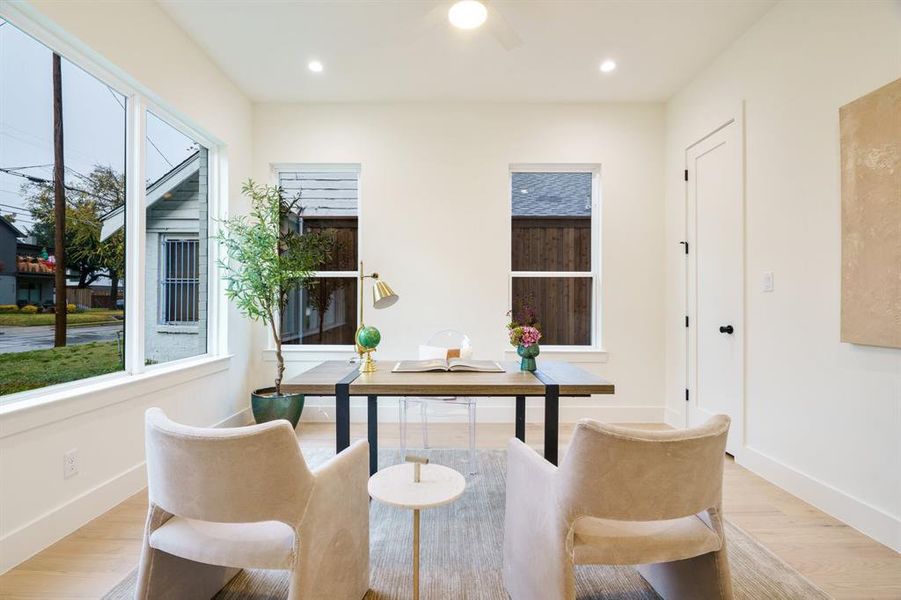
[485,3,522,50]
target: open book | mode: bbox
[392,359,505,373]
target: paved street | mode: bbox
[0,323,124,354]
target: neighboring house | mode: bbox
[101,149,208,363]
[0,218,56,306]
[14,237,55,306]
[0,215,23,305]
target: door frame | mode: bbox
[683,105,746,458]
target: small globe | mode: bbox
[356,325,381,350]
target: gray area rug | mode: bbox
[105,448,830,599]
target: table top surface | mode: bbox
[282,360,614,396]
[368,463,466,510]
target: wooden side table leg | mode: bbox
[413,509,420,600]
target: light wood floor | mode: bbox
[1,422,899,600]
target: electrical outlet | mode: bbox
[762,271,774,292]
[63,449,79,479]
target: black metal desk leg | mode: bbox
[544,386,560,465]
[515,396,526,442]
[368,395,378,475]
[335,385,351,454]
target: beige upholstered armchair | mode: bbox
[503,416,732,600]
[136,408,370,600]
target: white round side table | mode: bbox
[368,462,466,600]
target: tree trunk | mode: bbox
[269,314,284,396]
[318,281,327,343]
[108,269,119,308]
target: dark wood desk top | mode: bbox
[282,360,614,397]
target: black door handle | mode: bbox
[719,325,734,334]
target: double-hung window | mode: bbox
[277,166,360,346]
[510,166,600,347]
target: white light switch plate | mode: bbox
[762,271,774,292]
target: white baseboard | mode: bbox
[664,407,683,428]
[0,462,147,575]
[738,446,901,552]
[300,401,665,424]
[0,407,252,575]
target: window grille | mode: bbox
[160,238,199,324]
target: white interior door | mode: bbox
[686,121,743,455]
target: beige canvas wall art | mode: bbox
[840,77,901,349]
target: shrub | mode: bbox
[66,303,76,314]
[20,305,38,314]
[0,304,19,313]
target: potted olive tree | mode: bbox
[218,180,332,427]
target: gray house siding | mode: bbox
[0,219,18,305]
[143,149,208,363]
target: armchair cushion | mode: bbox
[572,513,722,566]
[150,516,295,570]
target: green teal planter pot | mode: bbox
[251,388,305,429]
[517,343,540,372]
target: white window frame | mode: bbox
[0,4,229,410]
[270,164,361,355]
[508,164,603,351]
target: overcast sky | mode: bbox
[0,18,197,234]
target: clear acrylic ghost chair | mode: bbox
[400,329,477,474]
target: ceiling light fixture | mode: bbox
[448,0,488,30]
[308,60,324,73]
[599,59,617,73]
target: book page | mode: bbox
[392,359,449,373]
[447,359,505,372]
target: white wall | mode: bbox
[663,0,901,550]
[0,0,256,573]
[253,103,666,424]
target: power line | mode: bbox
[0,166,120,205]
[105,86,174,169]
[3,163,54,171]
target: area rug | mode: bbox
[105,448,830,599]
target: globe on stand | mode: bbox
[355,325,381,373]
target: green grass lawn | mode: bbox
[0,341,123,396]
[0,310,123,327]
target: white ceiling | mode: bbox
[157,0,775,103]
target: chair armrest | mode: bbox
[504,438,560,545]
[311,439,369,482]
[294,440,370,598]
[503,439,570,600]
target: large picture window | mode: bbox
[0,17,127,396]
[0,14,219,402]
[278,166,359,346]
[510,167,599,347]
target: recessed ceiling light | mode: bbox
[599,59,617,73]
[308,60,324,73]
[448,0,487,30]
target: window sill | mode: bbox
[502,347,608,364]
[156,325,200,334]
[0,354,233,439]
[263,345,356,363]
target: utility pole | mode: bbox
[52,52,67,347]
